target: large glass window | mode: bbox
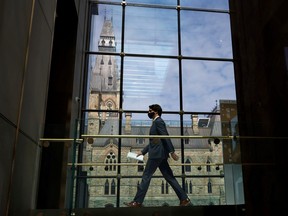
[70,0,243,209]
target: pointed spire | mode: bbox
[104,8,106,21]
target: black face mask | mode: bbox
[148,112,155,119]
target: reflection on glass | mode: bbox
[125,6,178,55]
[182,60,235,112]
[180,10,232,58]
[123,57,179,111]
[181,0,229,9]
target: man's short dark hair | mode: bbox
[149,104,162,116]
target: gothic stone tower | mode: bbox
[88,17,120,135]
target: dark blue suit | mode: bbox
[133,117,188,204]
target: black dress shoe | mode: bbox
[179,198,191,206]
[124,201,142,207]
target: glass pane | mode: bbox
[80,116,120,208]
[125,7,178,55]
[123,57,179,111]
[89,4,122,52]
[181,0,229,10]
[86,54,121,110]
[182,60,236,112]
[181,10,232,58]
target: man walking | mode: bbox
[124,104,191,207]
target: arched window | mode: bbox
[189,181,193,194]
[104,179,116,195]
[161,180,169,194]
[111,179,116,195]
[206,159,211,172]
[138,161,144,172]
[136,138,145,145]
[208,180,212,193]
[104,179,109,195]
[108,57,112,65]
[101,39,105,45]
[165,181,169,194]
[161,181,164,194]
[108,76,113,85]
[104,151,117,171]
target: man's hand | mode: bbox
[136,152,143,157]
[171,152,179,161]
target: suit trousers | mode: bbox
[133,158,188,204]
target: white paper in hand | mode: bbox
[127,152,144,162]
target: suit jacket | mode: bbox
[141,117,175,159]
